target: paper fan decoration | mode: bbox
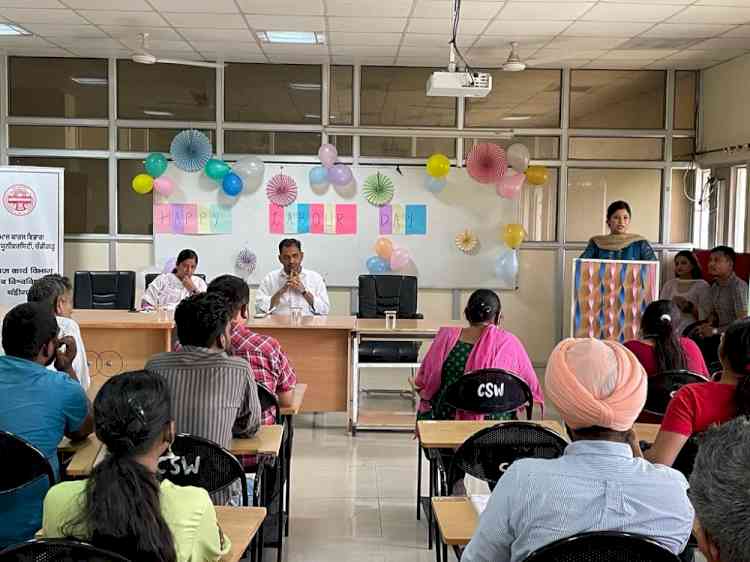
[266,172,298,206]
[363,172,394,206]
[455,229,479,254]
[235,248,257,274]
[170,129,212,172]
[467,143,508,184]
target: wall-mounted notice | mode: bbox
[269,203,357,235]
[154,203,231,235]
[379,204,427,235]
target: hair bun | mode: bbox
[660,313,671,323]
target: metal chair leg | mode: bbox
[276,454,283,562]
[417,444,422,520]
[284,415,294,537]
[428,455,435,550]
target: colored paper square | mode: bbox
[298,204,310,234]
[171,205,187,234]
[392,204,405,235]
[379,205,392,235]
[405,205,427,235]
[197,205,212,234]
[284,204,299,234]
[335,204,357,235]
[324,204,336,234]
[182,204,198,234]
[269,204,284,234]
[210,205,232,234]
[310,204,325,234]
[154,204,172,233]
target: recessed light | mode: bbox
[258,31,325,45]
[304,113,321,120]
[143,109,174,117]
[71,77,108,86]
[289,82,321,91]
[0,24,31,36]
[503,115,532,121]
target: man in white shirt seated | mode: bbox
[256,239,330,316]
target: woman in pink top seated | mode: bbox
[413,289,543,422]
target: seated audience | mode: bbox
[646,318,750,467]
[27,274,91,390]
[0,302,92,548]
[689,417,750,562]
[207,274,296,425]
[661,250,709,336]
[42,370,230,561]
[141,248,207,311]
[462,338,693,562]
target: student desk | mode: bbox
[60,435,102,478]
[217,506,267,562]
[279,383,306,538]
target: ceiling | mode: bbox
[1,0,750,70]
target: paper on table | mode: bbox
[470,494,491,516]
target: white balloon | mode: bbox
[233,156,265,190]
[507,144,530,173]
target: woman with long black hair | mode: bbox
[41,370,230,561]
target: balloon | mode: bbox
[233,156,265,189]
[153,176,175,196]
[327,164,353,187]
[144,152,168,178]
[425,176,447,193]
[318,143,338,168]
[375,237,394,259]
[366,256,390,274]
[525,165,549,186]
[507,143,530,172]
[162,257,177,274]
[222,172,243,197]
[426,153,450,178]
[495,247,519,287]
[503,223,526,249]
[205,158,231,181]
[309,165,329,186]
[495,172,525,199]
[132,174,154,194]
[390,248,411,271]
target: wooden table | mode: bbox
[634,422,660,444]
[280,383,306,416]
[432,497,477,546]
[230,424,284,457]
[63,435,103,478]
[248,315,355,413]
[417,420,566,449]
[216,506,266,562]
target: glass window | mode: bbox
[466,136,560,160]
[117,160,152,235]
[521,167,558,242]
[674,71,697,130]
[328,134,353,157]
[9,57,108,119]
[569,137,663,160]
[670,169,694,244]
[9,156,108,234]
[566,168,662,242]
[118,60,215,121]
[734,166,747,252]
[118,128,215,153]
[10,125,108,150]
[465,70,561,128]
[330,65,353,126]
[224,131,321,155]
[673,137,695,161]
[570,70,666,129]
[361,67,456,127]
[225,64,321,124]
[360,136,456,158]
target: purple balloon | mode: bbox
[163,257,177,274]
[327,164,353,187]
[318,143,338,168]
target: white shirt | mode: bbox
[140,273,208,311]
[47,316,90,391]
[256,268,330,316]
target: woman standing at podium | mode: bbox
[580,200,657,261]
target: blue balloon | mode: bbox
[495,247,519,287]
[309,165,329,186]
[425,175,447,193]
[222,172,243,197]
[366,256,390,274]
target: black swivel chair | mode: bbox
[257,383,280,424]
[144,273,207,290]
[73,271,135,310]
[522,531,681,562]
[0,430,55,499]
[643,369,708,417]
[0,539,131,561]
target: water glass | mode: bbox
[385,310,397,330]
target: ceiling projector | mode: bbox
[426,71,492,98]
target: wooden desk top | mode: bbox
[418,420,566,449]
[216,506,266,562]
[432,497,477,546]
[64,435,103,478]
[230,424,283,456]
[58,435,98,455]
[280,383,306,416]
[356,318,464,334]
[248,315,356,331]
[634,422,660,444]
[71,309,173,329]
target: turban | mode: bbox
[545,338,647,432]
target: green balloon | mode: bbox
[205,158,231,181]
[144,153,168,178]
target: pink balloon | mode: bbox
[328,164,353,187]
[496,172,525,199]
[390,248,410,271]
[318,143,338,168]
[153,176,175,196]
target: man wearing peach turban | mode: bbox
[462,339,694,562]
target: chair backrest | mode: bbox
[74,271,135,310]
[643,369,708,416]
[357,275,418,318]
[257,383,280,423]
[442,369,533,420]
[522,531,681,562]
[0,431,55,495]
[145,273,206,290]
[0,538,131,561]
[672,432,702,480]
[448,422,567,492]
[157,433,247,505]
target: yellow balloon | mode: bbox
[503,223,526,249]
[525,165,549,186]
[132,174,154,194]
[426,153,450,178]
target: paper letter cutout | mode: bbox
[405,205,427,235]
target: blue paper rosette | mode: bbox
[170,129,212,172]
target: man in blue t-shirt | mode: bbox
[0,302,93,548]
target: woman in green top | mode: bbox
[42,370,230,562]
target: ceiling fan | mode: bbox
[502,42,527,72]
[131,32,225,69]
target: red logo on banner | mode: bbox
[2,184,37,216]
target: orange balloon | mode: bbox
[375,237,394,259]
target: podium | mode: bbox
[572,259,660,342]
